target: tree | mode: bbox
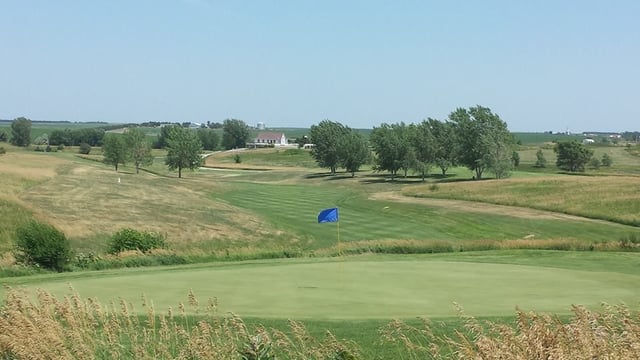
[102,134,128,171]
[0,130,7,142]
[589,157,601,169]
[165,126,203,178]
[197,128,220,151]
[49,128,73,146]
[511,151,520,168]
[78,143,91,154]
[339,131,370,177]
[125,127,153,174]
[15,220,71,272]
[410,121,436,181]
[534,149,547,168]
[601,153,613,167]
[309,120,350,174]
[222,119,250,150]
[10,117,32,147]
[428,119,456,176]
[450,106,513,180]
[370,122,413,180]
[554,140,593,172]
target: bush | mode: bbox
[78,142,91,154]
[57,144,65,151]
[0,146,5,155]
[108,228,166,254]
[234,154,242,163]
[14,221,72,272]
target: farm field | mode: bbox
[1,137,640,357]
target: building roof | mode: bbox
[255,132,285,141]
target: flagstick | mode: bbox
[337,220,341,257]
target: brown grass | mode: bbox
[404,176,640,225]
[0,288,360,359]
[2,289,639,359]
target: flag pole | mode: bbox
[337,220,341,257]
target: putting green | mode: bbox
[10,259,640,319]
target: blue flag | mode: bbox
[317,207,339,223]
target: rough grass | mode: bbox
[404,175,640,226]
[205,147,318,169]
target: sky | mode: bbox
[1,1,639,132]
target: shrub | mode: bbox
[57,144,65,151]
[601,153,613,167]
[108,228,166,254]
[234,154,242,163]
[0,146,5,155]
[14,221,72,272]
[78,142,91,154]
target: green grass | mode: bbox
[210,148,318,168]
[5,252,640,319]
[217,182,640,249]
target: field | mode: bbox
[1,135,640,358]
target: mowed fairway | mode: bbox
[7,253,640,319]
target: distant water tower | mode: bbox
[256,122,266,130]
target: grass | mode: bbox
[404,175,640,226]
[217,182,640,249]
[3,251,640,358]
[206,147,318,168]
[5,252,639,319]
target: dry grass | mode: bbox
[2,289,639,359]
[0,288,360,359]
[380,303,640,359]
[404,176,640,225]
[15,161,270,252]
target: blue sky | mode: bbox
[1,1,638,132]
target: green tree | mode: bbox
[309,120,350,174]
[0,130,7,142]
[534,149,547,168]
[125,127,153,174]
[49,128,73,146]
[554,140,593,172]
[428,119,456,176]
[165,126,203,178]
[410,121,436,181]
[15,220,71,272]
[197,128,220,151]
[589,157,601,169]
[370,122,413,180]
[10,117,32,147]
[450,106,513,180]
[222,119,250,150]
[511,151,520,168]
[102,134,128,171]
[78,142,91,154]
[601,153,613,167]
[339,131,370,177]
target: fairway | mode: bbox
[10,255,640,319]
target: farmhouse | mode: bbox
[253,132,287,147]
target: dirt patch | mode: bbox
[370,191,611,223]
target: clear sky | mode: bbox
[1,1,638,132]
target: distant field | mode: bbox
[404,175,640,226]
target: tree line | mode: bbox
[308,105,612,179]
[310,105,516,180]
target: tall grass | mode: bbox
[1,289,639,359]
[405,176,640,226]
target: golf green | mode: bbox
[10,259,640,319]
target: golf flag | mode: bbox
[317,207,339,223]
